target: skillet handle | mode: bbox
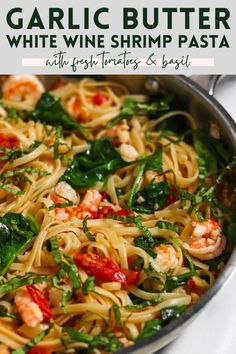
[190,75,222,96]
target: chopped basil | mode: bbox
[0,309,19,321]
[108,214,154,243]
[0,141,41,162]
[125,296,161,310]
[110,303,122,327]
[48,201,73,211]
[50,237,81,291]
[82,276,95,295]
[156,221,181,233]
[0,273,49,295]
[82,216,96,241]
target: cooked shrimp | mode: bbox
[119,144,139,162]
[51,181,79,205]
[183,219,226,260]
[106,119,130,144]
[152,244,179,273]
[14,287,43,327]
[54,189,102,221]
[114,331,134,348]
[80,189,102,212]
[2,75,44,105]
[0,344,10,354]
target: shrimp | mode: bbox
[14,287,43,327]
[80,189,102,212]
[114,331,134,348]
[152,244,179,273]
[53,189,102,221]
[183,219,226,260]
[2,75,44,105]
[0,344,10,354]
[106,119,130,144]
[119,144,139,162]
[51,181,79,205]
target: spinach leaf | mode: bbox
[0,213,38,275]
[27,93,89,139]
[144,149,163,172]
[62,327,123,353]
[136,305,186,341]
[136,319,162,341]
[59,139,130,189]
[160,305,186,322]
[165,271,196,292]
[194,130,231,178]
[132,181,170,214]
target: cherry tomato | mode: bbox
[93,92,108,105]
[0,134,19,149]
[74,253,139,285]
[26,285,52,322]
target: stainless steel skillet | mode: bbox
[103,75,236,354]
[42,74,236,354]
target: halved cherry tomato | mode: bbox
[0,134,19,149]
[74,253,139,285]
[87,207,134,219]
[27,347,52,354]
[26,285,52,322]
[93,92,108,105]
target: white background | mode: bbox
[159,76,236,354]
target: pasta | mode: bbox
[0,75,234,354]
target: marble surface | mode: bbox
[158,75,236,354]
